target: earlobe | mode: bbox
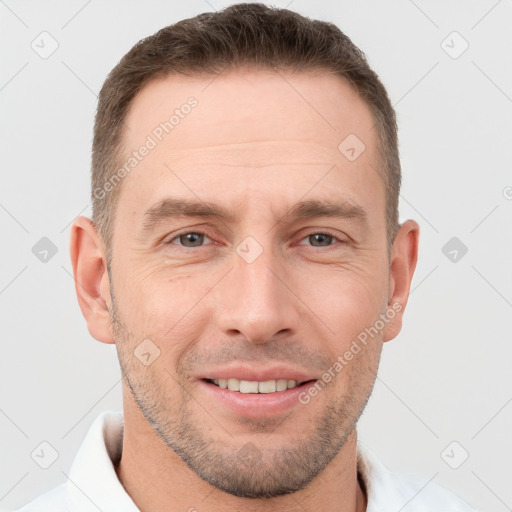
[383,219,420,342]
[69,216,115,344]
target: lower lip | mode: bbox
[198,379,317,418]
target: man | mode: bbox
[17,3,476,511]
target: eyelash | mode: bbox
[164,229,346,250]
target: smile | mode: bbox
[205,378,305,393]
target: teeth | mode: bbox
[240,380,259,393]
[211,378,300,393]
[258,380,276,393]
[276,379,288,391]
[227,378,240,391]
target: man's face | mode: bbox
[109,69,391,497]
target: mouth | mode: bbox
[203,377,313,394]
[198,375,318,418]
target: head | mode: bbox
[71,2,418,500]
[91,3,402,261]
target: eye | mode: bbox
[298,232,344,248]
[164,230,345,250]
[167,231,212,248]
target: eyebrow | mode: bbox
[142,197,367,232]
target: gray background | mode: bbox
[1,1,511,510]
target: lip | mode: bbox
[196,365,318,418]
[198,379,317,418]
[199,364,316,384]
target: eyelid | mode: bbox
[165,228,214,246]
[295,229,347,247]
[163,227,347,249]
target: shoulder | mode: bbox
[13,483,67,512]
[383,469,477,511]
[357,443,477,512]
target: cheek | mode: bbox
[296,263,389,341]
[115,268,216,362]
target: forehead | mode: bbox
[116,68,383,228]
[123,68,377,157]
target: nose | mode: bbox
[216,241,301,345]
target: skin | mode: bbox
[70,68,419,512]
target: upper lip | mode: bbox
[199,364,317,384]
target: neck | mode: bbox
[115,394,367,512]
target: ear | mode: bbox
[69,216,114,344]
[383,219,419,342]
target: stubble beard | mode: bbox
[109,287,379,498]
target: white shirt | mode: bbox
[15,411,476,512]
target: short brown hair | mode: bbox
[92,2,401,261]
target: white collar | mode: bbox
[63,410,474,512]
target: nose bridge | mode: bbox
[217,234,299,344]
[238,238,280,303]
